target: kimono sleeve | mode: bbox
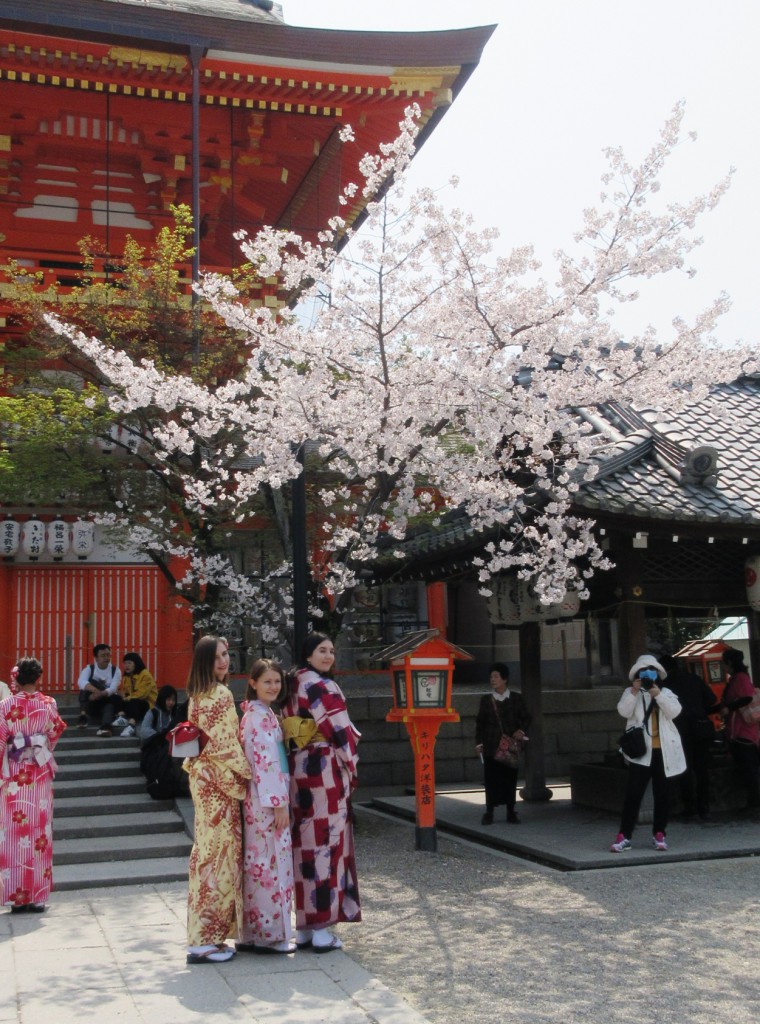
[241,708,289,808]
[303,675,360,775]
[191,687,251,798]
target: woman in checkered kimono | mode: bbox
[283,633,361,952]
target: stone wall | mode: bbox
[350,685,624,797]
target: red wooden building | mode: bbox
[0,0,494,690]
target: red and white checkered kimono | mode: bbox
[284,668,361,930]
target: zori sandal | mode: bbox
[312,934,343,953]
[186,944,236,965]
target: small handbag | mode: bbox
[618,726,647,759]
[618,693,654,759]
[167,721,207,758]
[493,733,518,766]
[739,688,760,725]
[491,698,521,767]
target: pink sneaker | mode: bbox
[652,832,668,851]
[609,833,632,853]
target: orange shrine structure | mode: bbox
[0,0,493,689]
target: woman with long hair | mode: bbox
[720,647,760,812]
[0,657,66,912]
[185,635,251,965]
[238,658,294,954]
[282,633,361,952]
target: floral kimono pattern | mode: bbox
[0,691,66,907]
[239,700,293,945]
[283,668,361,930]
[185,685,251,946]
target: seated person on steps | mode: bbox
[76,643,122,736]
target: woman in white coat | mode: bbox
[610,654,686,853]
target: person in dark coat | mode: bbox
[660,655,718,821]
[138,685,189,799]
[475,662,530,825]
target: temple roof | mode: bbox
[92,0,285,25]
[575,375,760,529]
[371,375,760,582]
[1,1,495,74]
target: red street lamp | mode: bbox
[378,628,472,851]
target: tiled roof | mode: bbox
[97,0,284,23]
[576,375,760,527]
[374,375,760,577]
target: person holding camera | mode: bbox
[610,654,686,853]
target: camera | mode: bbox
[639,669,659,690]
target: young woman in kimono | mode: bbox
[185,635,251,965]
[0,657,66,912]
[282,633,361,952]
[237,659,295,954]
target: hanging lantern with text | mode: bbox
[1,518,20,559]
[71,520,95,560]
[47,519,70,561]
[21,518,45,560]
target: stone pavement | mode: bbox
[372,782,760,868]
[0,884,429,1024]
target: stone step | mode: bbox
[54,831,192,865]
[56,761,143,782]
[55,794,174,817]
[54,856,189,891]
[55,811,186,840]
[54,777,146,798]
[56,733,141,750]
[53,748,139,766]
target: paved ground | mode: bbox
[3,788,760,1024]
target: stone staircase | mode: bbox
[52,711,192,891]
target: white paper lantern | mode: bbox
[46,519,70,561]
[96,424,119,454]
[0,518,20,558]
[71,520,95,559]
[21,518,45,560]
[745,555,760,612]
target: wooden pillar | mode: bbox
[615,541,648,672]
[518,620,552,802]
[426,582,448,637]
[747,609,760,685]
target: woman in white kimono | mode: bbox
[238,659,294,954]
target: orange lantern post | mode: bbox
[379,629,472,851]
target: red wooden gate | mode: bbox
[11,566,160,692]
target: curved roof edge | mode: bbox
[0,1,496,73]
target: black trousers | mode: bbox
[729,739,760,809]
[619,748,669,838]
[677,732,712,817]
[78,690,119,727]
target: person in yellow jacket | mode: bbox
[113,652,158,737]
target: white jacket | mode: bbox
[617,686,686,777]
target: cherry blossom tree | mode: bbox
[44,102,755,638]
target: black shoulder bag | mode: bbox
[618,694,655,759]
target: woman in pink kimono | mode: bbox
[283,633,361,952]
[238,659,295,954]
[0,657,66,913]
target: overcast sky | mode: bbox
[283,0,759,347]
